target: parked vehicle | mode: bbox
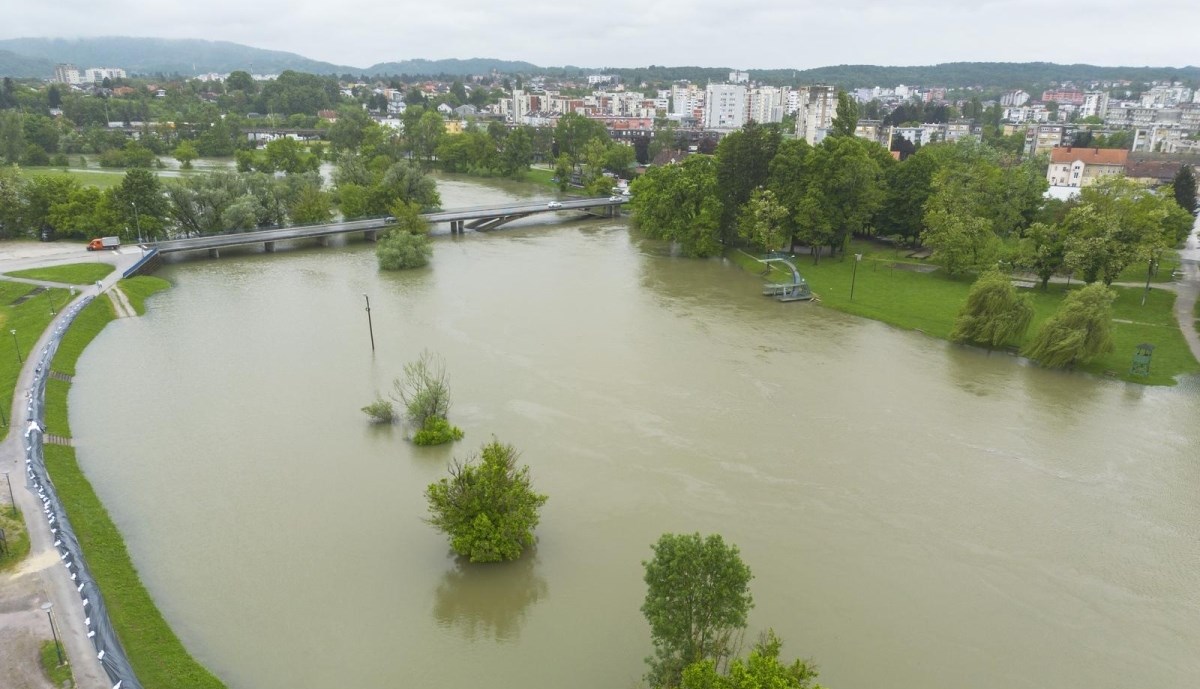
[87,236,121,251]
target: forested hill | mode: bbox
[0,37,357,76]
[365,58,540,77]
[0,48,54,78]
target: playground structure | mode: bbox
[759,254,813,302]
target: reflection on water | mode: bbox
[433,552,548,643]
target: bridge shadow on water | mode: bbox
[432,549,548,643]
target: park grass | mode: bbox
[39,640,72,686]
[15,166,125,189]
[1113,253,1182,285]
[730,241,1200,386]
[50,298,116,377]
[0,282,71,443]
[117,276,171,316]
[44,378,71,438]
[5,263,115,285]
[42,445,226,689]
[523,167,558,188]
[0,505,32,572]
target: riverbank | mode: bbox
[39,276,225,689]
[728,242,1200,386]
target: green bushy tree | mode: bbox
[1023,283,1116,368]
[951,270,1034,347]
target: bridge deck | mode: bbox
[152,197,626,254]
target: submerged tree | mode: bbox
[376,201,432,270]
[1023,284,1116,368]
[680,630,825,689]
[951,270,1034,348]
[392,349,461,445]
[642,533,754,688]
[425,439,548,563]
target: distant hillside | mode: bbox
[0,37,357,76]
[0,48,53,78]
[364,58,540,77]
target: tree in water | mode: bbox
[391,349,462,445]
[425,440,548,562]
[680,630,825,689]
[642,533,754,688]
[1023,284,1116,368]
[376,201,431,270]
[951,271,1034,348]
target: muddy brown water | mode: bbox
[68,176,1200,689]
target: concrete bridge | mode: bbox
[151,197,626,258]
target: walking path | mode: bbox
[1173,216,1200,363]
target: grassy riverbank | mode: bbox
[729,242,1200,386]
[38,274,224,689]
[5,263,115,285]
[42,445,225,689]
[0,506,31,572]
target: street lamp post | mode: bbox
[41,602,64,666]
[850,253,863,301]
[9,329,21,364]
[2,471,14,516]
[363,294,376,353]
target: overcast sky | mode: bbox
[5,0,1197,69]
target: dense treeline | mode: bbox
[630,121,1193,288]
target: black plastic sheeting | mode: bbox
[23,295,143,689]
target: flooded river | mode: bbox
[69,176,1200,689]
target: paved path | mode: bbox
[0,244,138,689]
[1173,215,1200,364]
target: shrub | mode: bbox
[361,398,396,423]
[951,270,1034,347]
[412,416,464,446]
[1023,283,1116,368]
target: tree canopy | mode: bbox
[1023,283,1116,368]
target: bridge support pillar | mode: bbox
[208,248,220,259]
[315,236,328,247]
[364,230,378,242]
[264,241,275,253]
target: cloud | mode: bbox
[4,0,1197,69]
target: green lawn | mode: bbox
[43,445,226,689]
[0,504,31,572]
[523,167,558,188]
[39,641,72,686]
[1113,254,1183,285]
[118,276,171,316]
[0,282,71,443]
[50,297,116,377]
[15,166,126,189]
[5,262,115,285]
[731,241,1200,386]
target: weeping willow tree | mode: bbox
[950,270,1034,348]
[1023,283,1116,368]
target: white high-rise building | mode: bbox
[671,83,704,118]
[84,67,126,83]
[54,64,82,85]
[1080,91,1110,120]
[748,86,787,124]
[704,83,748,131]
[794,86,837,144]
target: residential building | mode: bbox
[1000,90,1030,107]
[854,120,884,144]
[1123,153,1200,187]
[794,86,837,144]
[1041,89,1084,105]
[671,83,705,119]
[83,67,126,83]
[1080,91,1110,120]
[1026,125,1066,156]
[1046,146,1129,188]
[748,86,787,124]
[53,63,80,85]
[704,83,747,131]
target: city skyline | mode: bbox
[4,0,1198,71]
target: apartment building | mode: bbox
[1046,146,1129,188]
[794,86,837,144]
[748,86,787,124]
[704,83,748,131]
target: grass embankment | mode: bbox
[5,262,116,285]
[41,276,222,688]
[39,640,72,686]
[118,276,171,316]
[42,446,225,689]
[0,281,71,442]
[730,241,1200,386]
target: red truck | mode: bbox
[86,236,121,251]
